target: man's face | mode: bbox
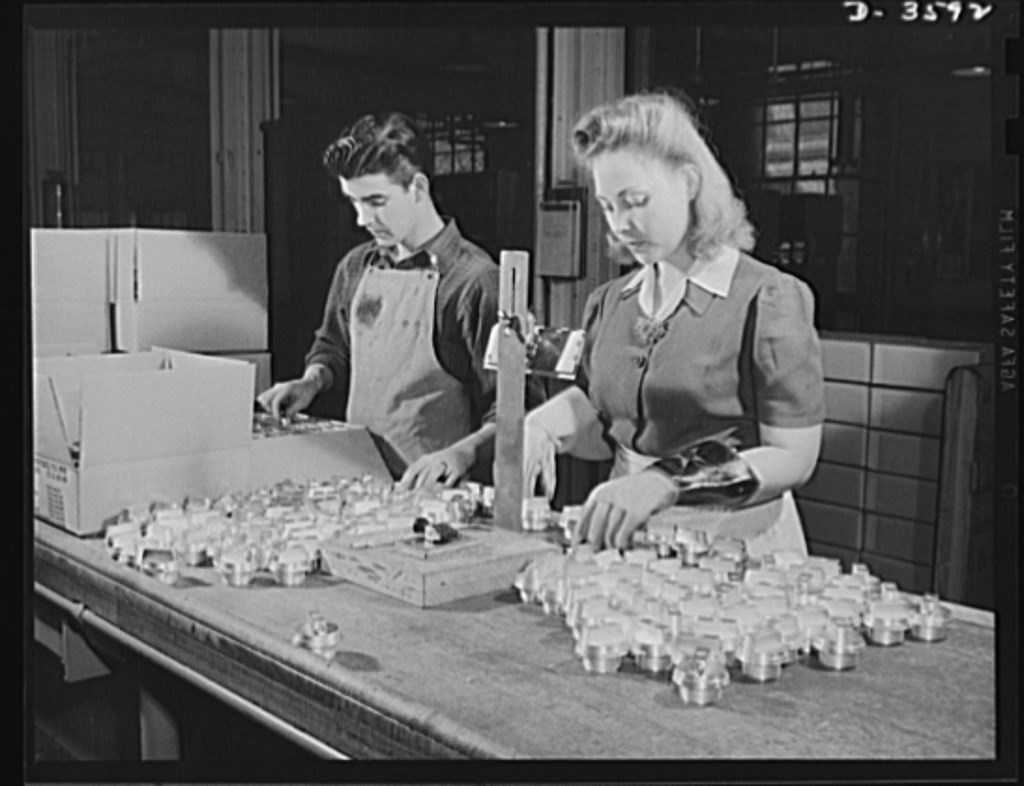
[339,172,421,250]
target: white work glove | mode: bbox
[573,470,678,552]
[398,442,477,491]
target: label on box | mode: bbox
[35,456,73,527]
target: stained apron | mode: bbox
[347,263,474,479]
[612,443,809,558]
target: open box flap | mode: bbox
[79,353,254,465]
[32,372,74,463]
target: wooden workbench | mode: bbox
[32,517,998,762]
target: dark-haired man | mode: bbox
[258,112,542,487]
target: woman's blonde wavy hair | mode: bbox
[572,91,756,263]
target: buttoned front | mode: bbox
[580,249,825,459]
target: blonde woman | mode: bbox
[524,91,825,556]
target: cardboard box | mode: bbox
[33,350,254,535]
[30,228,269,356]
[203,352,272,398]
[111,229,268,352]
[30,229,115,356]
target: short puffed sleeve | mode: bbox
[576,281,612,396]
[752,273,826,428]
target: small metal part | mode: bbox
[766,549,807,569]
[749,594,791,621]
[709,536,746,564]
[697,555,737,584]
[691,617,741,663]
[718,603,763,636]
[271,546,311,587]
[579,623,630,674]
[910,593,953,642]
[793,606,831,656]
[771,613,806,662]
[217,548,256,587]
[292,611,340,656]
[849,562,882,599]
[672,567,717,595]
[879,581,903,603]
[672,645,730,706]
[140,548,180,585]
[813,620,865,670]
[631,622,674,674]
[744,567,789,589]
[819,595,865,623]
[675,528,710,566]
[736,629,789,683]
[862,600,913,646]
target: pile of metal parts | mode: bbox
[102,475,496,588]
[513,534,953,707]
[251,411,358,439]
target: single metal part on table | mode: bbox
[140,548,180,585]
[813,619,866,670]
[672,645,731,706]
[910,593,953,642]
[292,610,341,656]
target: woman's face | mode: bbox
[590,147,697,267]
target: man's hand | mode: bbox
[398,443,477,491]
[256,378,319,421]
[573,470,678,552]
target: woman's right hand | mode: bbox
[523,421,558,499]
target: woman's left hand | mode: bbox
[398,444,476,491]
[573,470,678,551]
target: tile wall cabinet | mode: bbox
[797,333,994,606]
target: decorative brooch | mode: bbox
[633,315,670,348]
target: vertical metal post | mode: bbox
[494,251,530,531]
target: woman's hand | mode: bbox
[573,470,678,551]
[523,422,558,499]
[398,443,477,491]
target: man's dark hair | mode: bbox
[322,112,432,187]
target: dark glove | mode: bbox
[651,439,760,508]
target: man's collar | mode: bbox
[621,245,740,314]
[371,219,461,272]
